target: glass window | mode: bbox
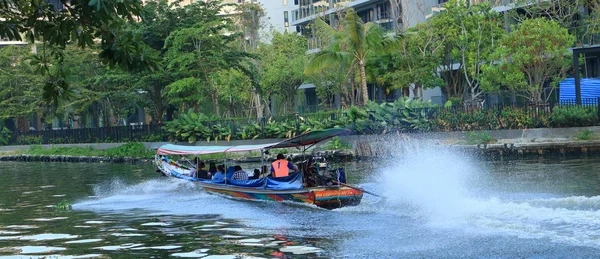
[284,11,289,23]
[283,0,288,5]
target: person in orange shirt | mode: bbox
[270,154,297,177]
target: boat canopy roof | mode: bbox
[156,128,350,155]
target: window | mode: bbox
[284,11,289,23]
[283,0,288,5]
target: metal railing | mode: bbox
[9,98,600,145]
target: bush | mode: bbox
[575,129,596,140]
[0,127,12,145]
[465,131,495,145]
[551,106,599,127]
[437,108,500,131]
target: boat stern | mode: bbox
[310,187,364,209]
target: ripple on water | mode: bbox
[94,243,143,251]
[64,239,103,244]
[0,231,22,235]
[5,225,38,229]
[110,233,146,237]
[0,236,23,240]
[131,245,182,250]
[20,234,79,241]
[140,222,172,226]
[203,255,266,259]
[29,217,69,222]
[0,254,103,259]
[83,221,113,224]
[13,246,67,254]
[171,249,209,258]
[279,246,323,255]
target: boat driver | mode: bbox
[271,154,298,177]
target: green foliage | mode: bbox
[481,18,575,103]
[0,0,155,105]
[437,108,500,131]
[55,199,72,212]
[0,127,12,145]
[358,97,438,134]
[25,142,153,158]
[104,143,155,158]
[551,106,599,127]
[575,129,597,141]
[306,9,398,105]
[259,32,308,114]
[465,131,495,145]
[323,136,351,150]
[499,107,535,129]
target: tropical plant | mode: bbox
[322,136,352,150]
[305,9,398,105]
[551,106,599,127]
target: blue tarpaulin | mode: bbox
[559,78,600,103]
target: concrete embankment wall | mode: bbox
[1,126,600,161]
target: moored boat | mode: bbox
[155,128,363,209]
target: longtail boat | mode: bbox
[155,128,363,209]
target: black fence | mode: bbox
[12,124,165,145]
[9,98,600,145]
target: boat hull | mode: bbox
[155,156,363,209]
[198,182,363,209]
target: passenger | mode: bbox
[249,168,261,180]
[196,161,209,179]
[208,162,217,179]
[189,157,199,178]
[231,165,249,181]
[271,154,298,178]
[211,164,224,182]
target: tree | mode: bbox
[164,6,252,117]
[481,18,575,103]
[0,0,156,104]
[305,9,396,105]
[259,31,307,114]
[382,22,446,98]
[0,45,45,129]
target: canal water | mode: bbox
[2,144,600,258]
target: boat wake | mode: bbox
[359,139,600,249]
[73,178,297,233]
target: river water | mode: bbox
[2,144,600,258]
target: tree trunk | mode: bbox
[253,90,263,118]
[359,60,369,105]
[212,92,220,117]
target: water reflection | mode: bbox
[2,152,600,258]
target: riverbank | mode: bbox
[1,126,600,163]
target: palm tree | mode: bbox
[305,9,396,105]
